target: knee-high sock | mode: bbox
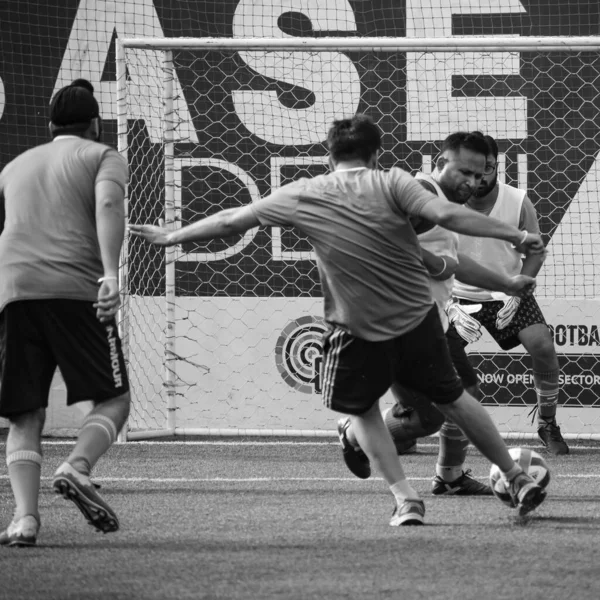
[67,414,118,476]
[533,369,559,421]
[7,451,42,520]
[436,421,469,482]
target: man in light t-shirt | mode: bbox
[0,79,130,546]
[130,115,548,526]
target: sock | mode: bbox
[67,414,118,476]
[533,369,559,421]
[436,420,469,482]
[501,463,522,482]
[7,451,43,520]
[390,480,420,504]
[345,421,359,449]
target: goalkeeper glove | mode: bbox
[493,294,521,330]
[445,300,483,344]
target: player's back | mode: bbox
[0,137,126,311]
[285,167,434,340]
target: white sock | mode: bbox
[501,463,522,482]
[390,480,419,504]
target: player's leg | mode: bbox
[517,321,568,455]
[0,302,55,547]
[324,327,424,525]
[470,295,568,455]
[432,328,491,495]
[43,300,131,533]
[397,306,546,515]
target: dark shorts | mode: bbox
[321,305,464,415]
[445,327,479,388]
[0,299,129,418]
[453,294,547,351]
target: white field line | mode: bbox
[12,440,600,450]
[0,474,597,483]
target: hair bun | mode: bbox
[70,79,95,95]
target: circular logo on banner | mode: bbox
[275,316,327,394]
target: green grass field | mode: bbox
[1,437,599,600]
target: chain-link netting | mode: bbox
[121,43,600,437]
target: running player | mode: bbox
[130,115,548,526]
[0,79,130,546]
[337,132,538,495]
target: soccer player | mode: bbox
[337,132,539,495]
[130,114,548,526]
[0,79,130,546]
[449,134,569,455]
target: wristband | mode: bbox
[520,230,528,245]
[98,276,118,283]
[429,257,447,278]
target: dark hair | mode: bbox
[440,131,490,157]
[327,114,381,163]
[482,134,499,159]
[49,78,99,131]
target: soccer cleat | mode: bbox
[431,469,494,496]
[538,420,569,455]
[0,515,40,547]
[507,471,547,516]
[389,499,425,526]
[53,462,119,533]
[336,418,371,479]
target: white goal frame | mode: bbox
[116,36,600,441]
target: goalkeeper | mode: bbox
[337,132,539,494]
[449,134,568,456]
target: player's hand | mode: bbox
[128,219,173,246]
[504,274,536,298]
[94,278,120,323]
[495,296,521,330]
[515,232,545,255]
[445,300,483,344]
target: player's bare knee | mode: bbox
[6,408,46,454]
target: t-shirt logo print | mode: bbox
[275,316,327,394]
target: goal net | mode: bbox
[118,36,600,440]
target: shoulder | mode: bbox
[499,181,526,202]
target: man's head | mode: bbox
[474,133,499,198]
[433,131,490,203]
[327,114,382,168]
[49,79,102,141]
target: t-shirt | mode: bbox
[0,136,128,312]
[251,166,436,341]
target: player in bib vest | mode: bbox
[449,134,569,455]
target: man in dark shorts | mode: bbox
[130,115,547,526]
[0,79,130,546]
[337,132,538,496]
[450,134,569,455]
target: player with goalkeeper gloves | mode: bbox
[448,134,568,456]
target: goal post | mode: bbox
[117,36,600,441]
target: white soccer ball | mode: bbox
[489,447,551,507]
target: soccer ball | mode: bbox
[489,447,551,507]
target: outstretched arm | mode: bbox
[456,253,536,297]
[421,247,458,281]
[129,205,260,246]
[418,197,544,255]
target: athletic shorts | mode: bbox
[452,294,547,351]
[0,299,129,418]
[321,304,464,415]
